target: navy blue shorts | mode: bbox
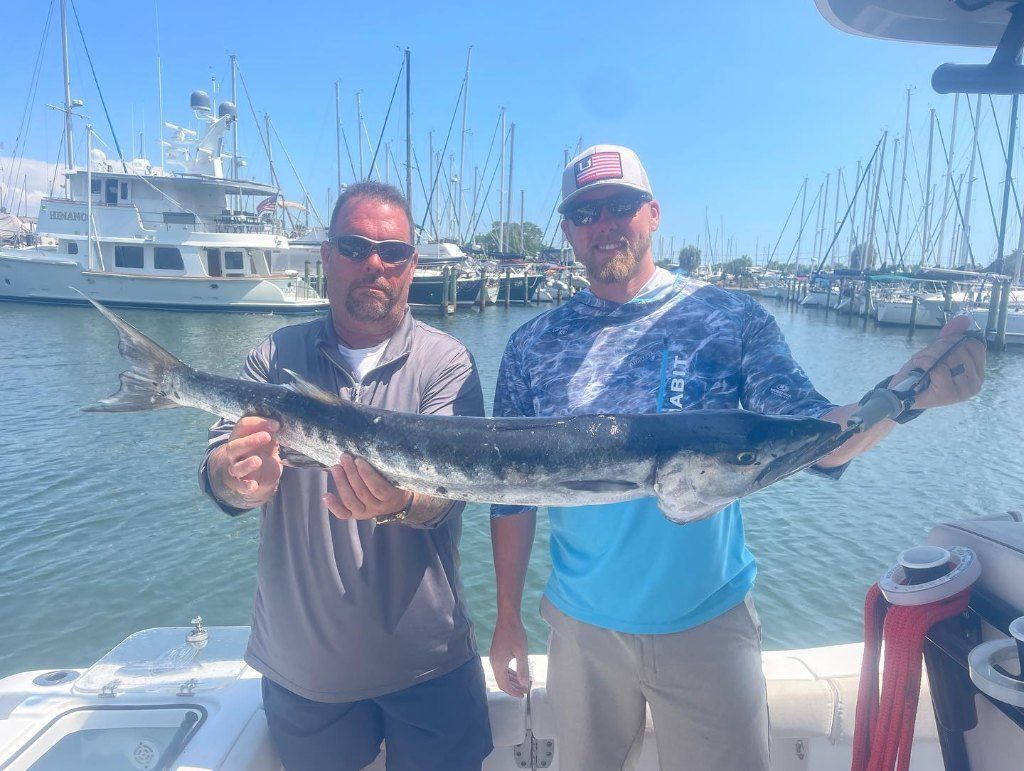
[262,657,493,771]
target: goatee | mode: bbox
[590,233,652,284]
[345,282,397,320]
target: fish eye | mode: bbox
[734,451,757,466]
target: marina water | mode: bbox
[1,297,1021,677]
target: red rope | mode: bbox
[851,582,971,771]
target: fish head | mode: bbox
[654,411,843,524]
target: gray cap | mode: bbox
[558,144,653,214]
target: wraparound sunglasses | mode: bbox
[327,234,416,265]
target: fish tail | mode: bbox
[80,293,187,413]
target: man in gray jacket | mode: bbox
[200,181,492,771]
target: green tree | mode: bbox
[478,221,544,256]
[721,255,752,276]
[677,244,701,275]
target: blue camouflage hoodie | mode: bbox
[491,268,837,633]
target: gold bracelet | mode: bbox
[375,493,414,525]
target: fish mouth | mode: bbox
[753,420,850,490]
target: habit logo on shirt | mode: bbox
[664,354,688,411]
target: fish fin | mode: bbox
[282,368,344,405]
[279,445,329,470]
[560,480,640,493]
[77,290,185,412]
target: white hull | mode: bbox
[0,644,942,771]
[1,518,1022,770]
[799,289,839,308]
[0,253,326,313]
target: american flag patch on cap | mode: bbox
[574,151,623,188]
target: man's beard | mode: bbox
[344,280,398,320]
[587,232,651,284]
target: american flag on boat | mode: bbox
[574,151,623,187]
[256,195,279,214]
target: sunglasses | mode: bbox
[328,234,416,265]
[563,193,652,227]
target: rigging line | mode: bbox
[342,121,357,182]
[236,67,279,193]
[767,179,804,264]
[410,144,438,239]
[416,75,468,234]
[69,0,126,172]
[48,126,66,197]
[966,96,1001,239]
[814,133,884,275]
[467,131,508,244]
[465,111,502,242]
[366,59,405,182]
[541,161,565,248]
[781,184,823,273]
[267,118,325,228]
[4,0,55,212]
[987,94,1022,216]
[385,145,406,197]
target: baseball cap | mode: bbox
[558,144,653,214]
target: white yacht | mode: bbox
[0,104,326,314]
[0,1,326,314]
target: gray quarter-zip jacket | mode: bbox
[199,310,485,702]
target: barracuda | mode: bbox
[83,298,845,524]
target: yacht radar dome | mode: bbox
[217,101,237,121]
[190,90,212,114]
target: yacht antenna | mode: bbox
[59,0,75,172]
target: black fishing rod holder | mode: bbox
[924,588,1024,771]
[933,2,1024,94]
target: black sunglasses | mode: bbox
[563,193,652,227]
[328,234,416,265]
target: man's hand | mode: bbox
[893,314,985,410]
[324,454,412,520]
[209,416,283,509]
[490,615,530,698]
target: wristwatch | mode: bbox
[375,493,414,525]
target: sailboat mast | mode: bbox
[936,93,959,268]
[230,54,238,180]
[921,109,936,266]
[960,94,983,267]
[499,107,506,252]
[458,47,471,242]
[59,0,75,172]
[405,48,412,227]
[506,123,516,237]
[866,132,888,271]
[894,87,911,257]
[335,80,342,196]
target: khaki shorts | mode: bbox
[541,596,769,771]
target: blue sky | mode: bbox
[3,0,1012,265]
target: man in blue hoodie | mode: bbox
[488,145,984,771]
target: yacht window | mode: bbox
[91,179,101,195]
[120,182,129,200]
[114,244,144,269]
[225,250,245,271]
[67,241,79,255]
[154,246,184,270]
[104,178,119,206]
